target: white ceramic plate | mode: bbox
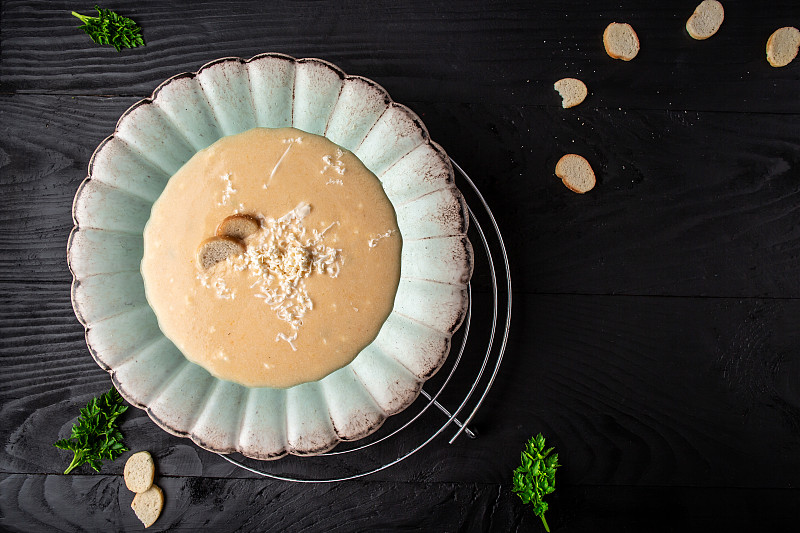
[68,53,473,458]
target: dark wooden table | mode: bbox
[2,1,800,531]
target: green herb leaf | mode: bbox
[71,5,144,52]
[54,387,129,474]
[511,433,560,532]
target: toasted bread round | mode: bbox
[686,0,724,40]
[197,236,245,270]
[216,214,260,240]
[131,484,163,528]
[603,22,640,61]
[766,27,800,67]
[553,78,588,109]
[123,451,155,493]
[555,154,596,194]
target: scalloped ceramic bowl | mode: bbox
[68,54,473,459]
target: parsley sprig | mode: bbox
[54,387,129,474]
[71,5,145,52]
[511,433,560,532]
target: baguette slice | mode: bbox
[554,78,588,108]
[197,236,245,270]
[216,214,260,240]
[123,451,155,494]
[131,484,163,528]
[686,0,724,40]
[555,154,596,194]
[603,22,640,61]
[766,27,800,67]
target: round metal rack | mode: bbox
[219,159,512,482]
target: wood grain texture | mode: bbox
[2,95,798,296]
[0,94,138,283]
[0,283,99,401]
[1,1,799,113]
[4,291,800,490]
[0,473,521,532]
[417,102,800,297]
[2,474,799,533]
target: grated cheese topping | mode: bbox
[218,173,236,206]
[197,272,235,300]
[263,137,302,190]
[368,229,396,248]
[322,149,346,186]
[222,202,344,349]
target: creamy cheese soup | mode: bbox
[141,128,401,388]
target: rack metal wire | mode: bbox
[219,160,511,482]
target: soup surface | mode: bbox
[141,127,402,388]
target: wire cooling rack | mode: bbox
[219,159,512,482]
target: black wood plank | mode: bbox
[2,95,798,297]
[418,102,800,297]
[0,94,138,283]
[1,1,799,113]
[0,473,520,532]
[551,485,800,532]
[4,291,800,490]
[2,473,799,532]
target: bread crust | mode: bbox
[603,23,640,61]
[686,0,724,40]
[554,78,588,108]
[555,154,596,194]
[766,27,800,67]
[123,451,155,493]
[216,214,260,240]
[131,484,164,528]
[197,236,246,270]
